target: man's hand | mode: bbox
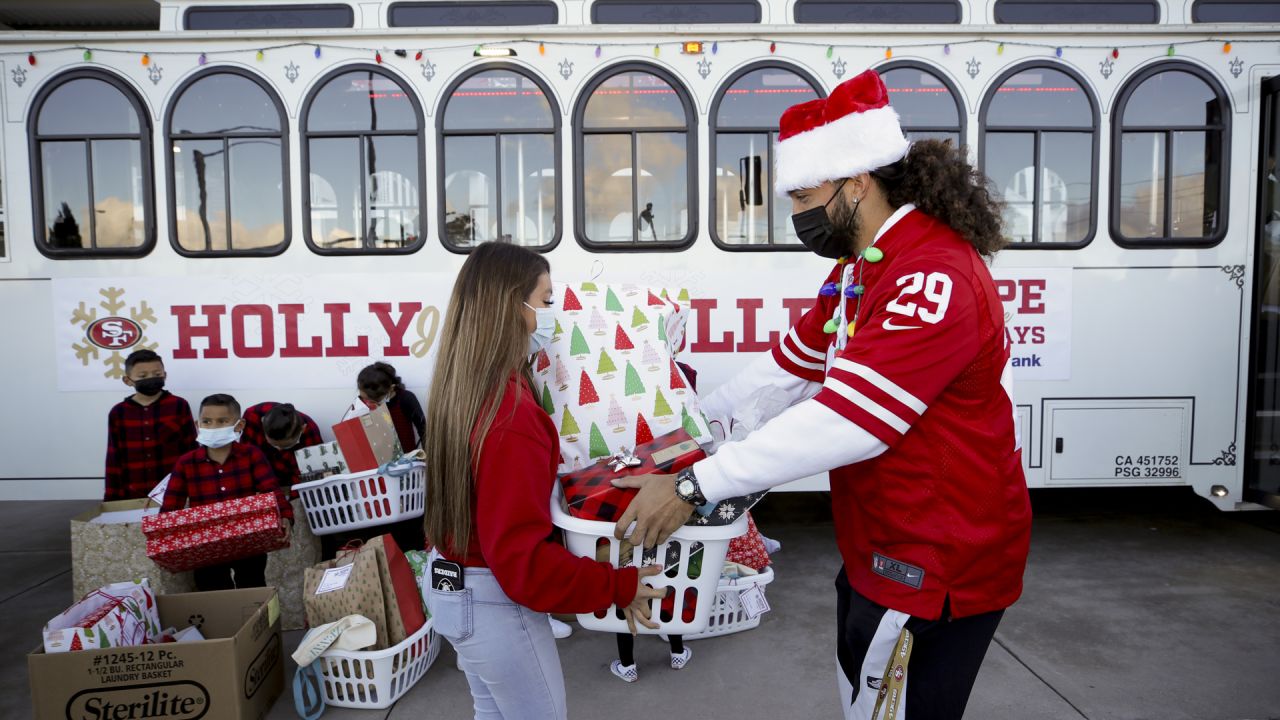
[623,565,666,636]
[612,473,696,549]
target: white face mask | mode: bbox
[524,302,555,355]
[197,425,241,449]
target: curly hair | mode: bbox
[871,140,1006,257]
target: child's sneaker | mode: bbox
[610,660,638,683]
[670,648,692,670]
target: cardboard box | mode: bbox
[332,405,402,473]
[29,587,283,720]
[71,499,196,600]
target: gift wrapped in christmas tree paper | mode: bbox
[533,282,710,473]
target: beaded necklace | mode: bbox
[820,243,885,352]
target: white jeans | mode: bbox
[426,562,568,720]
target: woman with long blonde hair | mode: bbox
[424,241,663,719]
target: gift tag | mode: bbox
[739,584,770,620]
[314,565,353,595]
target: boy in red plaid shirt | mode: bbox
[162,394,293,591]
[104,350,197,501]
[240,402,323,492]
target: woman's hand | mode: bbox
[623,565,666,636]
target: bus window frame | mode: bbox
[31,69,156,260]
[993,0,1160,24]
[1109,60,1231,249]
[300,63,428,256]
[388,0,560,26]
[978,60,1100,250]
[436,62,562,255]
[164,66,291,258]
[707,60,825,252]
[792,0,962,24]
[573,61,699,253]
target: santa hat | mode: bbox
[774,69,909,195]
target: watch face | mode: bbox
[678,479,695,497]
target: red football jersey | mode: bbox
[774,207,1031,620]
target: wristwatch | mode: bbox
[674,467,707,507]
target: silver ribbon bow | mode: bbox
[608,447,643,472]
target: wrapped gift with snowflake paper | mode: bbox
[532,282,710,474]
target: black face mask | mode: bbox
[791,180,855,259]
[133,377,165,397]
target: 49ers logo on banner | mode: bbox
[68,287,158,380]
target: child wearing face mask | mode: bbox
[161,393,294,591]
[346,362,425,454]
[240,402,324,492]
[104,350,197,501]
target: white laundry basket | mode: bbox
[314,619,440,709]
[677,566,775,640]
[294,462,425,536]
[550,486,747,635]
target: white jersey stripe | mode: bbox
[788,327,827,362]
[781,341,826,372]
[831,357,927,415]
[823,376,911,435]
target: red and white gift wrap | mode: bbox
[726,513,771,572]
[43,579,162,654]
[142,493,290,573]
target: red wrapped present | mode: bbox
[727,513,771,571]
[333,405,402,473]
[142,493,290,573]
[560,429,704,522]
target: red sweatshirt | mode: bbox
[440,374,639,615]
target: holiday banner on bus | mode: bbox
[993,267,1072,381]
[52,268,1071,392]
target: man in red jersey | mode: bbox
[617,69,1031,720]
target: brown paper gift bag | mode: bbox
[303,544,390,649]
[71,499,196,600]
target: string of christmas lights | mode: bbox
[3,37,1265,70]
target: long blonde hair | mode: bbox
[424,242,550,553]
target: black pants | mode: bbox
[615,633,684,666]
[835,567,1002,720]
[193,553,268,591]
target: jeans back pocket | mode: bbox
[427,587,474,642]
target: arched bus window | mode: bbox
[438,65,559,252]
[710,63,822,249]
[302,65,426,254]
[980,63,1098,247]
[167,68,288,256]
[575,64,696,249]
[878,61,965,146]
[1112,63,1229,247]
[31,70,154,257]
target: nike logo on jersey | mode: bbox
[882,319,923,331]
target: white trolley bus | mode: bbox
[1,0,1278,510]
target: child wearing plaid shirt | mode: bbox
[240,402,323,492]
[162,393,293,591]
[103,350,196,501]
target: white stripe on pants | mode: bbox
[837,608,911,720]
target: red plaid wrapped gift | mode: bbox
[142,493,290,573]
[560,429,704,523]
